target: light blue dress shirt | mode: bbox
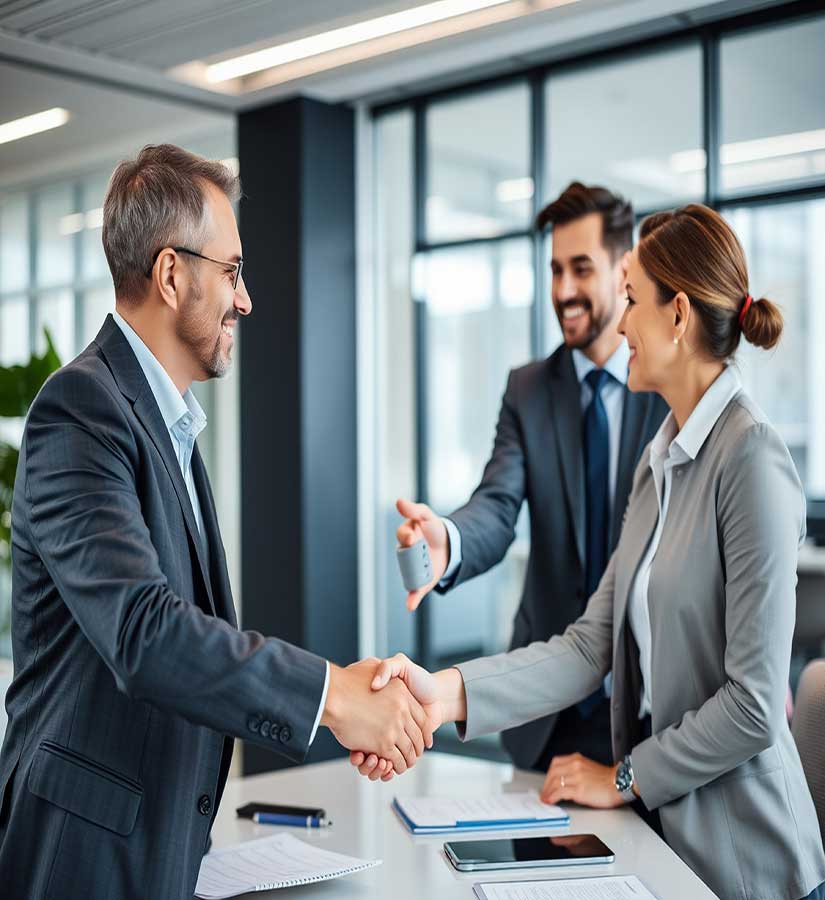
[628,364,741,718]
[112,311,329,742]
[441,341,630,584]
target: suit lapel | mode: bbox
[611,390,649,550]
[95,315,217,616]
[545,348,585,568]
[192,446,236,627]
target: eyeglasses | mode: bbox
[146,246,244,290]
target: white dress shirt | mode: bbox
[113,312,329,742]
[628,365,742,717]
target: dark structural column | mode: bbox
[238,97,357,774]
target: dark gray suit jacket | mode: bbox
[0,316,327,900]
[442,344,668,769]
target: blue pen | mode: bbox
[252,812,331,828]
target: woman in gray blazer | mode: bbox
[354,205,825,900]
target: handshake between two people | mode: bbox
[320,655,458,776]
[344,654,467,782]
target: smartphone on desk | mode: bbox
[236,802,326,820]
[444,834,615,872]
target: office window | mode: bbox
[81,173,110,283]
[35,289,75,362]
[0,194,30,295]
[720,16,825,198]
[0,295,29,366]
[36,184,76,289]
[374,110,417,659]
[426,83,531,243]
[418,238,532,665]
[545,43,704,212]
[724,199,825,494]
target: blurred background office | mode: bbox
[1,0,824,772]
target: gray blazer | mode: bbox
[0,316,327,900]
[456,387,825,900]
[443,345,667,768]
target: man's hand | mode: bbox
[349,653,443,781]
[321,658,433,775]
[396,498,449,611]
[540,753,626,808]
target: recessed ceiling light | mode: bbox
[0,108,70,146]
[206,0,520,83]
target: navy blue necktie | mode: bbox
[578,368,611,717]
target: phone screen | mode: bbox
[445,834,614,866]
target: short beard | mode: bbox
[559,297,617,350]
[175,277,231,380]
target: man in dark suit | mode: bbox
[0,144,430,900]
[396,182,668,786]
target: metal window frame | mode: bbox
[380,0,825,669]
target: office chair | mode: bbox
[792,659,825,850]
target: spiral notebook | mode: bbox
[195,833,381,898]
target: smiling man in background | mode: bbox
[394,182,668,789]
[0,144,431,900]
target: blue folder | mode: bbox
[392,797,570,835]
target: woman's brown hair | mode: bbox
[638,204,783,358]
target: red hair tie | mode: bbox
[739,294,753,326]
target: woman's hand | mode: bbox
[349,653,443,781]
[540,753,626,809]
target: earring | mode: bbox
[673,337,679,345]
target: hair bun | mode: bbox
[741,296,783,350]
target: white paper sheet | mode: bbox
[473,875,660,900]
[195,833,381,898]
[396,792,566,828]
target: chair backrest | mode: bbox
[792,659,825,850]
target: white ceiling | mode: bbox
[0,0,793,186]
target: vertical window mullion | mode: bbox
[412,100,432,668]
[530,72,545,362]
[703,30,721,208]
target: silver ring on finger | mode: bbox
[560,775,566,789]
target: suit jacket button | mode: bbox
[260,719,271,738]
[279,725,292,743]
[247,714,262,733]
[198,794,212,816]
[270,725,280,741]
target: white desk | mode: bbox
[209,752,720,899]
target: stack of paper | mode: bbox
[195,833,381,898]
[473,875,660,899]
[393,791,569,835]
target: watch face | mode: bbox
[616,760,632,793]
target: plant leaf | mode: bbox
[0,327,62,418]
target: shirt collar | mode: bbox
[112,310,206,437]
[572,340,631,388]
[651,364,742,465]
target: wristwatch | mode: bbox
[614,754,636,803]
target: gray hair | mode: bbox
[102,143,240,303]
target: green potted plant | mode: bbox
[0,330,62,653]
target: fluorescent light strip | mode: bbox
[670,128,825,174]
[206,0,511,83]
[0,107,70,146]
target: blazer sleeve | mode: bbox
[22,367,327,763]
[632,422,804,809]
[441,368,527,592]
[453,550,615,740]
